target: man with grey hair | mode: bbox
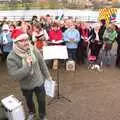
[63,19,80,61]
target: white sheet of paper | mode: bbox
[44,80,56,97]
[1,95,21,111]
[43,45,68,60]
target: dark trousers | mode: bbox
[21,84,46,118]
[1,52,9,61]
[116,46,120,67]
[89,42,103,58]
[77,39,88,64]
[67,48,77,61]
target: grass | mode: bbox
[0,103,7,120]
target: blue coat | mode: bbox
[0,32,13,53]
[63,28,80,49]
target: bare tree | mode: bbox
[9,0,16,8]
[113,2,120,7]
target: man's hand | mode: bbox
[26,56,33,66]
[48,76,52,80]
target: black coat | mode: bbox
[98,25,106,43]
[116,29,120,46]
[89,28,96,43]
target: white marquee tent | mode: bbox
[0,9,99,22]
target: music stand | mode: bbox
[43,45,72,105]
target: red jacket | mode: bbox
[49,29,63,42]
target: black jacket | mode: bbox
[98,25,106,43]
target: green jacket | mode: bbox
[7,47,51,90]
[103,29,117,44]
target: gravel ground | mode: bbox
[0,44,120,120]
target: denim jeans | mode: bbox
[21,84,46,118]
[67,48,77,61]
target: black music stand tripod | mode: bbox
[43,45,72,105]
[48,59,71,105]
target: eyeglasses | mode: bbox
[19,39,29,42]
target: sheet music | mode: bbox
[43,45,68,60]
[44,80,56,97]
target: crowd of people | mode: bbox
[0,15,120,67]
[0,14,120,120]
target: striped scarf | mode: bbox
[13,43,37,66]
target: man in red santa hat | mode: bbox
[7,29,51,120]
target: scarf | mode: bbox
[13,43,37,66]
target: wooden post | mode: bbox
[52,59,59,70]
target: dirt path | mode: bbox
[0,62,120,120]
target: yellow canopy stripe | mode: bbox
[99,8,117,24]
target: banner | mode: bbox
[99,8,117,24]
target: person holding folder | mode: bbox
[7,28,51,120]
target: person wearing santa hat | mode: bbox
[7,29,51,120]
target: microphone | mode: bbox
[26,48,34,75]
[26,48,32,66]
[27,48,31,56]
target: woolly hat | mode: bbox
[2,24,9,30]
[11,29,28,42]
[100,19,106,25]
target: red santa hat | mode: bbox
[11,29,28,42]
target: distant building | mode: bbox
[22,0,49,2]
[65,0,93,8]
[0,0,11,3]
[112,0,120,2]
[0,0,23,3]
[65,0,92,5]
[94,0,120,2]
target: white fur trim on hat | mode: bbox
[14,34,28,42]
[2,24,9,30]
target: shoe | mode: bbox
[43,116,48,120]
[27,113,34,120]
